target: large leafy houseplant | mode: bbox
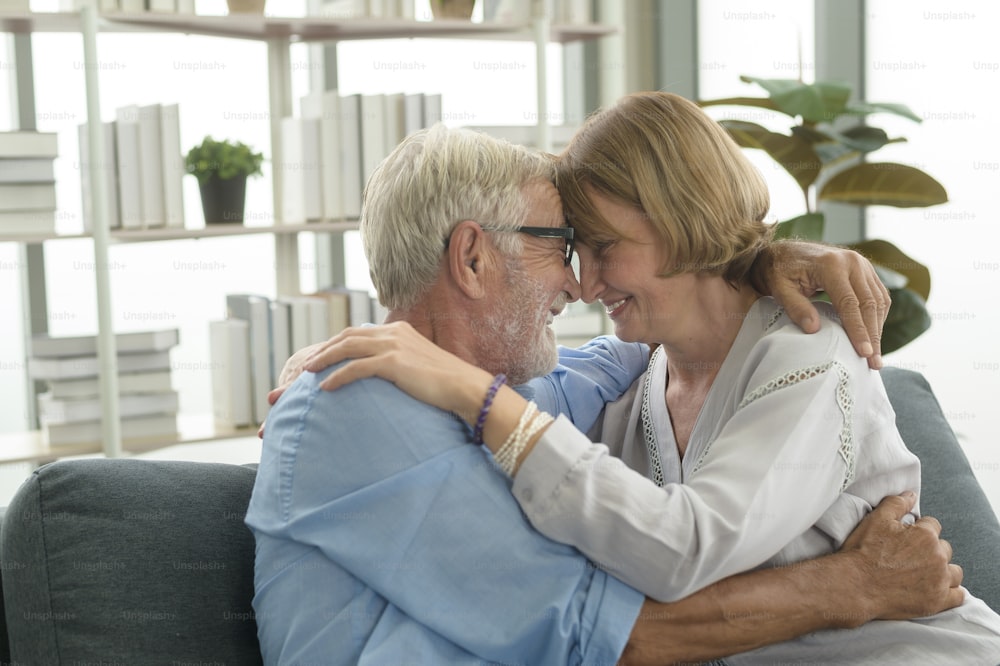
[699,76,948,353]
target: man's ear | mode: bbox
[446,220,489,299]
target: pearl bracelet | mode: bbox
[494,401,554,477]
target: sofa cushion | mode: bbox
[881,366,1000,612]
[1,458,262,665]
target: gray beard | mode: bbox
[470,263,559,386]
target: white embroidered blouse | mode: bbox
[513,296,1000,665]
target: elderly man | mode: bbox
[245,125,958,665]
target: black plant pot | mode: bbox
[199,175,247,224]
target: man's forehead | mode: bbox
[522,180,565,226]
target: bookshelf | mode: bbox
[0,7,615,465]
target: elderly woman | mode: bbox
[278,93,1000,664]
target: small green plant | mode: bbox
[185,136,264,185]
[699,76,949,353]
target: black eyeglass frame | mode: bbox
[444,225,576,267]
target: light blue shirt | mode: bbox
[245,335,650,665]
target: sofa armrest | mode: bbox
[881,366,1000,612]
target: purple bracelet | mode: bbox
[473,373,507,446]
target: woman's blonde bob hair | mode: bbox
[557,91,773,284]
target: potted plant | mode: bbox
[430,0,476,20]
[699,76,948,353]
[185,136,264,224]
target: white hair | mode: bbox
[360,123,556,310]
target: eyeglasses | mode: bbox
[445,225,576,267]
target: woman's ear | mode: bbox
[446,220,488,299]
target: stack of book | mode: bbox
[210,288,384,428]
[279,90,442,224]
[77,102,185,232]
[28,328,181,447]
[59,0,196,12]
[0,130,59,236]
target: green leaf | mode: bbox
[740,76,852,122]
[843,101,923,123]
[819,162,949,208]
[697,96,788,116]
[848,238,931,301]
[881,287,932,354]
[773,212,825,240]
[719,120,822,194]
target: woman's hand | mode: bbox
[754,240,890,369]
[257,341,325,437]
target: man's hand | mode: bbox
[754,240,890,369]
[619,492,962,666]
[841,491,964,620]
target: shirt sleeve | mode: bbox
[528,335,649,432]
[512,324,862,602]
[262,367,644,665]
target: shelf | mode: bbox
[0,413,259,466]
[0,11,616,44]
[0,220,360,245]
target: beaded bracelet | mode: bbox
[472,373,507,446]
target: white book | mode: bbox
[337,93,363,219]
[46,369,174,400]
[225,293,273,424]
[367,0,387,17]
[43,413,178,447]
[317,0,367,18]
[272,297,328,351]
[119,0,145,10]
[403,92,425,137]
[320,285,373,326]
[39,389,179,425]
[29,349,173,381]
[136,103,166,227]
[269,299,292,384]
[310,289,351,336]
[78,120,121,232]
[359,93,388,190]
[422,93,443,127]
[30,328,180,358]
[0,210,57,235]
[0,131,58,159]
[280,116,324,224]
[209,318,253,428]
[279,296,313,352]
[383,92,407,156]
[0,182,56,212]
[300,91,344,221]
[58,0,118,8]
[114,112,144,229]
[176,0,195,12]
[0,158,55,183]
[306,296,330,344]
[159,103,185,228]
[560,0,591,23]
[1,0,30,10]
[148,0,175,11]
[396,0,415,19]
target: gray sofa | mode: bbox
[1,367,998,664]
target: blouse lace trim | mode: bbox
[640,345,666,487]
[694,361,857,491]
